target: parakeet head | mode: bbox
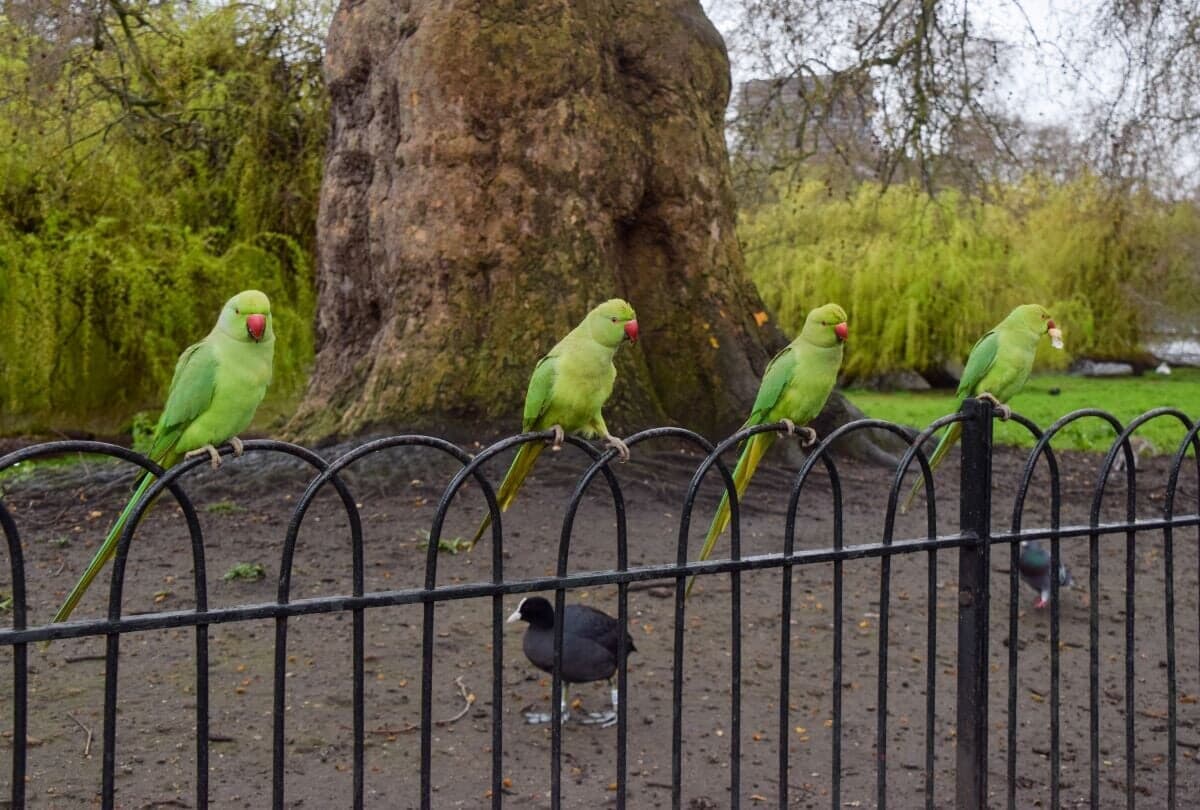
[587,298,638,347]
[218,290,273,344]
[1006,304,1063,349]
[800,303,849,347]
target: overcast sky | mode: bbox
[703,0,1109,130]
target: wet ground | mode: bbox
[2,435,1198,807]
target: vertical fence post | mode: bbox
[955,398,993,809]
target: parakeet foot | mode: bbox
[604,435,630,462]
[977,392,1012,420]
[228,436,245,457]
[184,444,222,470]
[547,425,565,452]
[778,419,817,446]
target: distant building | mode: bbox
[733,73,879,175]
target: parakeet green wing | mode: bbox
[522,355,557,431]
[956,330,999,399]
[149,341,219,463]
[746,346,796,425]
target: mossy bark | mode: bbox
[292,0,871,448]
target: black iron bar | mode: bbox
[1160,421,1200,809]
[1,502,27,810]
[11,517,1198,648]
[955,398,993,809]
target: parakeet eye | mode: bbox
[235,308,240,314]
[610,317,618,323]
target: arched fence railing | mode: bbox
[1,399,1197,810]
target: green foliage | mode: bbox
[223,562,266,582]
[205,500,245,515]
[130,411,158,456]
[0,2,330,435]
[742,175,1200,379]
[418,530,473,555]
[846,370,1200,453]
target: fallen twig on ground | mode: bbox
[66,712,93,757]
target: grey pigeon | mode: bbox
[1017,540,1073,608]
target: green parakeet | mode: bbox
[689,303,849,595]
[468,298,638,550]
[901,303,1063,513]
[53,290,276,624]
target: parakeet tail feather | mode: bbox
[54,472,158,624]
[469,442,546,549]
[900,422,962,514]
[686,432,776,597]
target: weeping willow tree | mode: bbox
[0,1,330,434]
[742,173,1200,379]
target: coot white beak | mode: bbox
[506,597,527,623]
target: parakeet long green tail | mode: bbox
[900,422,962,514]
[53,471,159,623]
[469,442,547,549]
[686,431,778,596]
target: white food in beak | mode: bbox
[1048,326,1064,350]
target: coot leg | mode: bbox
[580,679,619,727]
[524,685,571,725]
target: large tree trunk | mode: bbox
[291,0,886,456]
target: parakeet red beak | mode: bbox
[834,322,849,342]
[624,319,639,343]
[246,314,267,342]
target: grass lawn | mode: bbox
[844,369,1200,454]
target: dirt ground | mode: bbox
[2,434,1199,808]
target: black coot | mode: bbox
[508,596,636,725]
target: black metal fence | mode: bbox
[1,398,1197,809]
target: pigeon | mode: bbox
[507,596,636,726]
[1017,540,1074,608]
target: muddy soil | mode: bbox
[2,436,1198,808]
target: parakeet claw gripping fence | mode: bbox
[2,399,1198,810]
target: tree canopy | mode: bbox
[0,1,330,433]
[722,0,1200,196]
